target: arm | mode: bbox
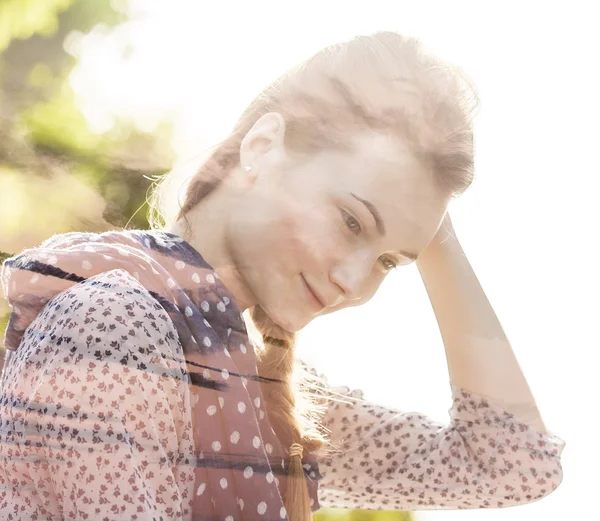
[304,370,565,511]
[416,214,550,434]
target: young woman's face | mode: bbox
[227,117,449,333]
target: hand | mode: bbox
[417,212,461,263]
[430,212,457,246]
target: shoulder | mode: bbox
[10,268,184,385]
[42,268,175,336]
[65,267,162,306]
[0,273,195,520]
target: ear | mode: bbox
[239,112,287,170]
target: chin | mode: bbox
[262,304,308,334]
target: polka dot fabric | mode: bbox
[0,230,321,520]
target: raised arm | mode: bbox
[416,213,550,434]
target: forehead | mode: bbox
[350,132,426,187]
[303,132,445,246]
[325,133,438,202]
[310,132,428,188]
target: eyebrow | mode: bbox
[350,192,419,261]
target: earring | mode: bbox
[244,165,252,172]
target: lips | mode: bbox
[301,275,325,309]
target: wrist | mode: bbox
[418,224,463,266]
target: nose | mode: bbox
[329,250,372,302]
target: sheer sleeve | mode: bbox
[298,361,565,511]
[0,269,196,520]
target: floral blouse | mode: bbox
[0,233,566,520]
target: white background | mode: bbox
[71,1,598,519]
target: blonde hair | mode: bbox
[147,30,479,521]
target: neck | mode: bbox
[166,178,256,312]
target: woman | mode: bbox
[0,31,565,520]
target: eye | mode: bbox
[340,209,399,272]
[341,209,361,235]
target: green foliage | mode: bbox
[315,508,413,521]
[0,0,75,52]
[0,0,172,239]
[0,0,124,53]
[19,80,103,154]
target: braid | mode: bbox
[249,305,323,521]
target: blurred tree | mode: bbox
[0,0,173,249]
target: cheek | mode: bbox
[279,206,332,263]
[270,207,314,267]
